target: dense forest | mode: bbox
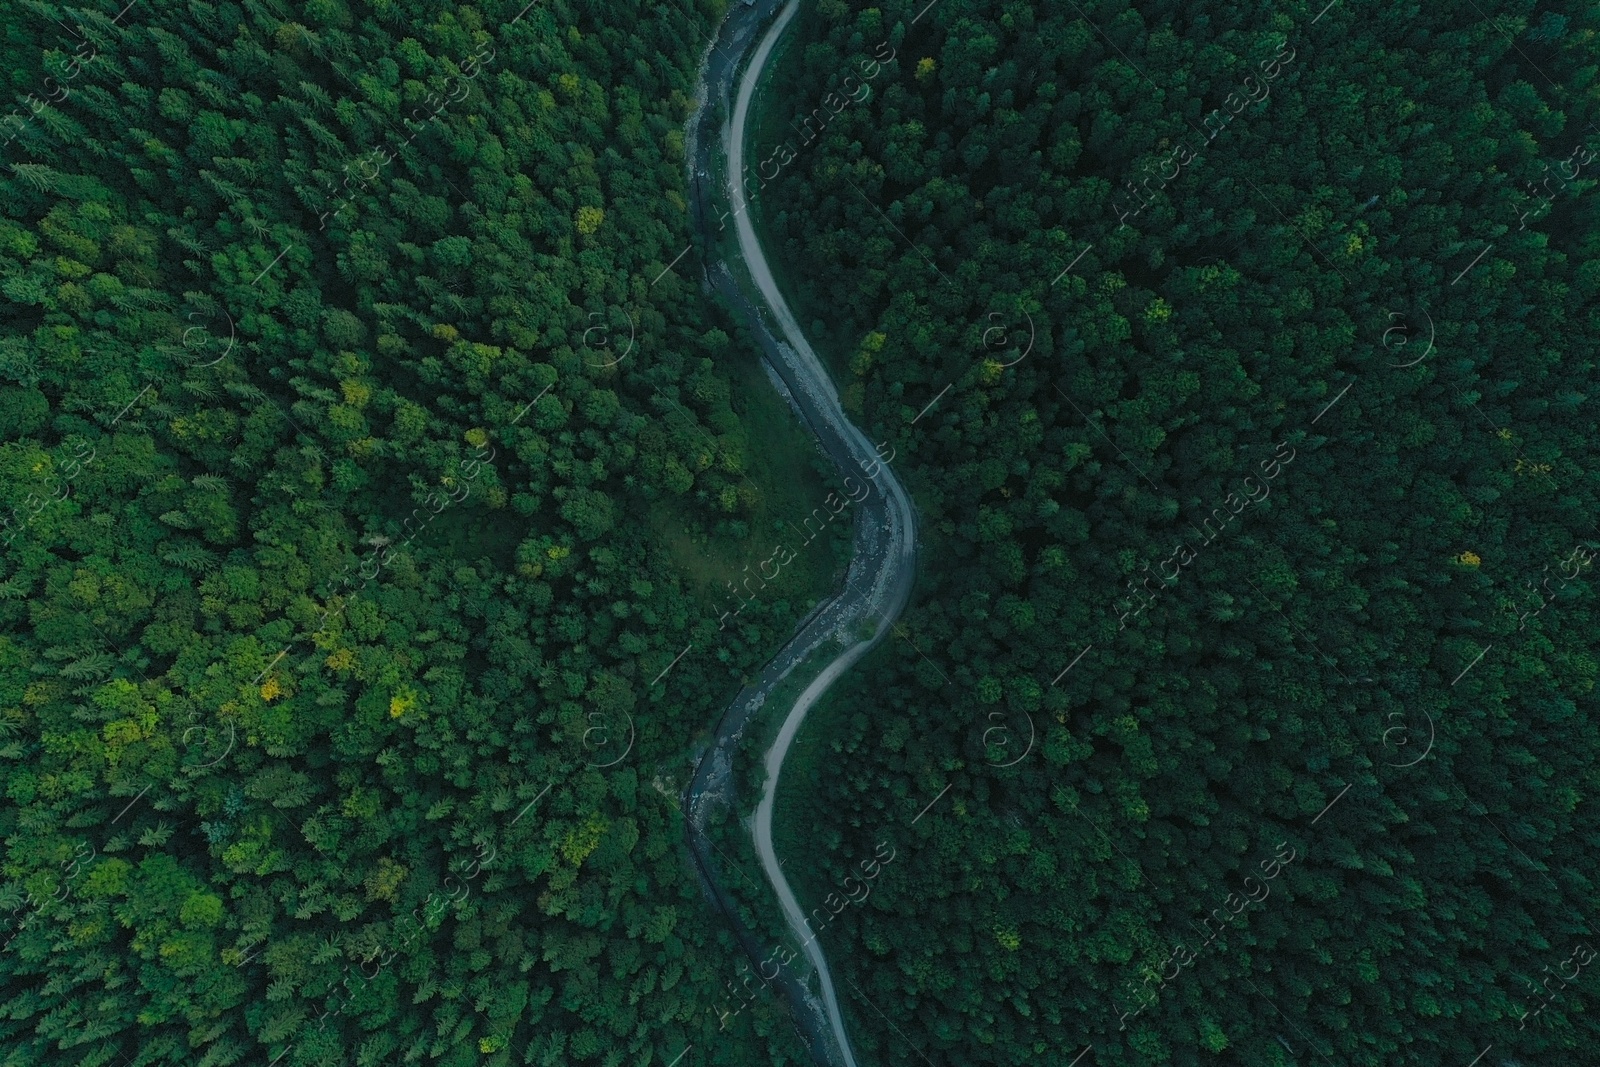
[0,0,851,1065]
[7,0,1600,1065]
[749,0,1600,1065]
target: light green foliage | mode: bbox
[0,1,836,1065]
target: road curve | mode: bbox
[681,2,919,1065]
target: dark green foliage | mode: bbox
[751,0,1600,1065]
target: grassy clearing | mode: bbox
[649,349,852,617]
[413,500,522,573]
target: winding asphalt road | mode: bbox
[680,2,918,1065]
